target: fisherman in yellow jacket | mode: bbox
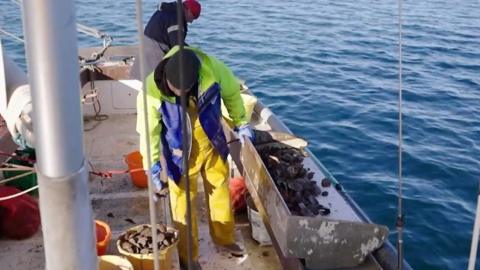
[136,46,254,269]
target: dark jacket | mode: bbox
[144,2,188,51]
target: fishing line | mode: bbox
[0,28,24,43]
[396,0,405,268]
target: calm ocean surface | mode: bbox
[2,0,480,269]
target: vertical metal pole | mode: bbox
[21,0,97,269]
[176,1,194,269]
[468,182,480,270]
[134,0,160,269]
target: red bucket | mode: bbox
[125,151,148,188]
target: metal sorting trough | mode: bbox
[240,138,389,269]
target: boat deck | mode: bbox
[0,113,281,270]
[0,115,17,164]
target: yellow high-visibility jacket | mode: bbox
[136,46,247,169]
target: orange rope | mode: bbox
[88,168,144,179]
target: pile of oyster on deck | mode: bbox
[118,224,178,254]
[254,130,331,217]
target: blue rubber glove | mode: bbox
[236,124,255,145]
[151,161,163,192]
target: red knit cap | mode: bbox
[184,0,201,19]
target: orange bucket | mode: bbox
[95,220,112,256]
[125,151,148,188]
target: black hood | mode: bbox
[160,2,179,13]
[154,51,199,99]
[154,58,173,96]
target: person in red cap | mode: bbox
[131,0,201,80]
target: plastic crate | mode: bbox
[2,149,37,196]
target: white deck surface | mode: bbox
[0,113,281,270]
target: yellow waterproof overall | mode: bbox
[168,98,235,264]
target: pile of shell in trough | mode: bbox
[257,146,331,217]
[119,224,177,254]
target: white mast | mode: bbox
[21,0,97,269]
